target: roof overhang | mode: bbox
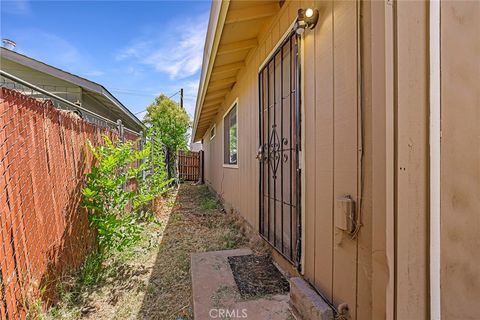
[0,47,145,131]
[192,0,281,142]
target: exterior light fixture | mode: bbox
[295,8,319,34]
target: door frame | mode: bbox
[257,19,305,271]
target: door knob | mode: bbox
[256,146,265,161]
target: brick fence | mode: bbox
[0,88,136,319]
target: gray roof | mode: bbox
[0,47,145,131]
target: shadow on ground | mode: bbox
[136,182,248,319]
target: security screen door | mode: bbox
[258,31,301,266]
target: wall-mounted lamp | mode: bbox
[295,8,319,34]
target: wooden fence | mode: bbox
[177,150,202,182]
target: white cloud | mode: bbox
[1,0,31,15]
[11,30,106,80]
[123,65,145,79]
[117,13,208,80]
[14,31,84,68]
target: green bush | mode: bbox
[82,136,169,253]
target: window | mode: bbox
[223,101,238,166]
[210,125,216,140]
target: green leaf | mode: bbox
[82,187,98,198]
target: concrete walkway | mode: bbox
[191,248,294,320]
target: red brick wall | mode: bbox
[0,88,133,319]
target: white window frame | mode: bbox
[222,98,239,168]
[210,124,216,140]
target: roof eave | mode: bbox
[0,47,145,131]
[100,87,146,130]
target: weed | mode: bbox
[78,253,104,286]
[45,184,249,319]
[25,297,45,320]
[20,278,48,320]
[200,197,218,210]
[166,196,176,208]
[221,228,244,249]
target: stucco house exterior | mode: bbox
[0,47,144,132]
[192,1,480,319]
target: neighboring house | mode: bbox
[0,47,144,132]
[193,1,479,319]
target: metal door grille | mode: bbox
[258,31,301,266]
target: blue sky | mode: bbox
[0,0,212,120]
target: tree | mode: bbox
[144,94,190,153]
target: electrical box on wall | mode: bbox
[335,196,355,234]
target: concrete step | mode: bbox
[191,248,294,320]
[289,277,334,320]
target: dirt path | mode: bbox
[48,183,249,320]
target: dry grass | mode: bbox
[46,183,248,320]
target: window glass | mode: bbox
[224,104,237,165]
[210,125,216,140]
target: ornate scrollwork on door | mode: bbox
[267,124,281,179]
[259,31,300,266]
